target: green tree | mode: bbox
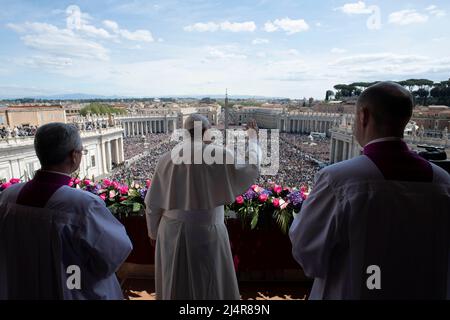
[325,90,334,101]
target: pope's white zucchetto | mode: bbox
[184,114,211,130]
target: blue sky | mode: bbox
[0,0,449,99]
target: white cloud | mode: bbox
[102,20,153,42]
[22,56,74,69]
[66,5,112,39]
[7,4,155,67]
[120,29,153,42]
[103,20,120,33]
[206,46,247,60]
[330,53,428,66]
[426,5,447,18]
[7,22,109,61]
[263,18,309,34]
[287,49,300,56]
[220,21,257,32]
[184,21,256,32]
[338,1,372,15]
[184,22,219,32]
[325,52,450,79]
[252,38,269,45]
[389,10,429,26]
[331,48,347,54]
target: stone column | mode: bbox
[105,141,112,172]
[118,137,124,163]
[114,139,120,165]
[343,141,349,161]
[330,138,336,164]
[101,141,108,174]
[337,140,344,162]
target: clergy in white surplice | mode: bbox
[145,115,260,300]
[290,82,450,300]
[0,123,132,300]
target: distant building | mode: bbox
[1,105,66,128]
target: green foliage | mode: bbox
[80,103,127,116]
[329,78,450,106]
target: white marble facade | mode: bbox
[0,126,124,181]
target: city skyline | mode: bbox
[0,0,449,99]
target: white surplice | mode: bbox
[145,140,260,300]
[0,184,133,300]
[289,155,450,300]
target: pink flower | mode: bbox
[9,178,21,184]
[102,179,112,187]
[1,182,12,189]
[146,179,152,188]
[258,193,268,203]
[235,195,244,205]
[273,184,282,194]
[109,190,116,199]
[99,194,106,201]
[68,181,74,187]
[119,185,129,195]
[300,186,308,193]
[74,178,80,185]
[119,196,127,202]
[112,181,119,189]
[84,179,91,185]
[280,201,288,210]
[272,198,280,208]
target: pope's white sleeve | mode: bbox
[144,187,163,240]
[80,197,133,279]
[289,170,342,279]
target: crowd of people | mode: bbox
[111,134,177,184]
[0,125,38,138]
[280,133,331,162]
[112,131,331,190]
[0,120,114,139]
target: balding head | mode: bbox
[354,81,414,146]
[357,81,413,127]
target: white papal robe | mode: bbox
[0,178,133,300]
[145,141,260,300]
[290,147,450,300]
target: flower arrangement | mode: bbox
[0,178,22,191]
[226,183,309,234]
[68,177,151,218]
[0,176,309,233]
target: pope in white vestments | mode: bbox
[290,82,450,300]
[0,123,132,300]
[145,115,260,300]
